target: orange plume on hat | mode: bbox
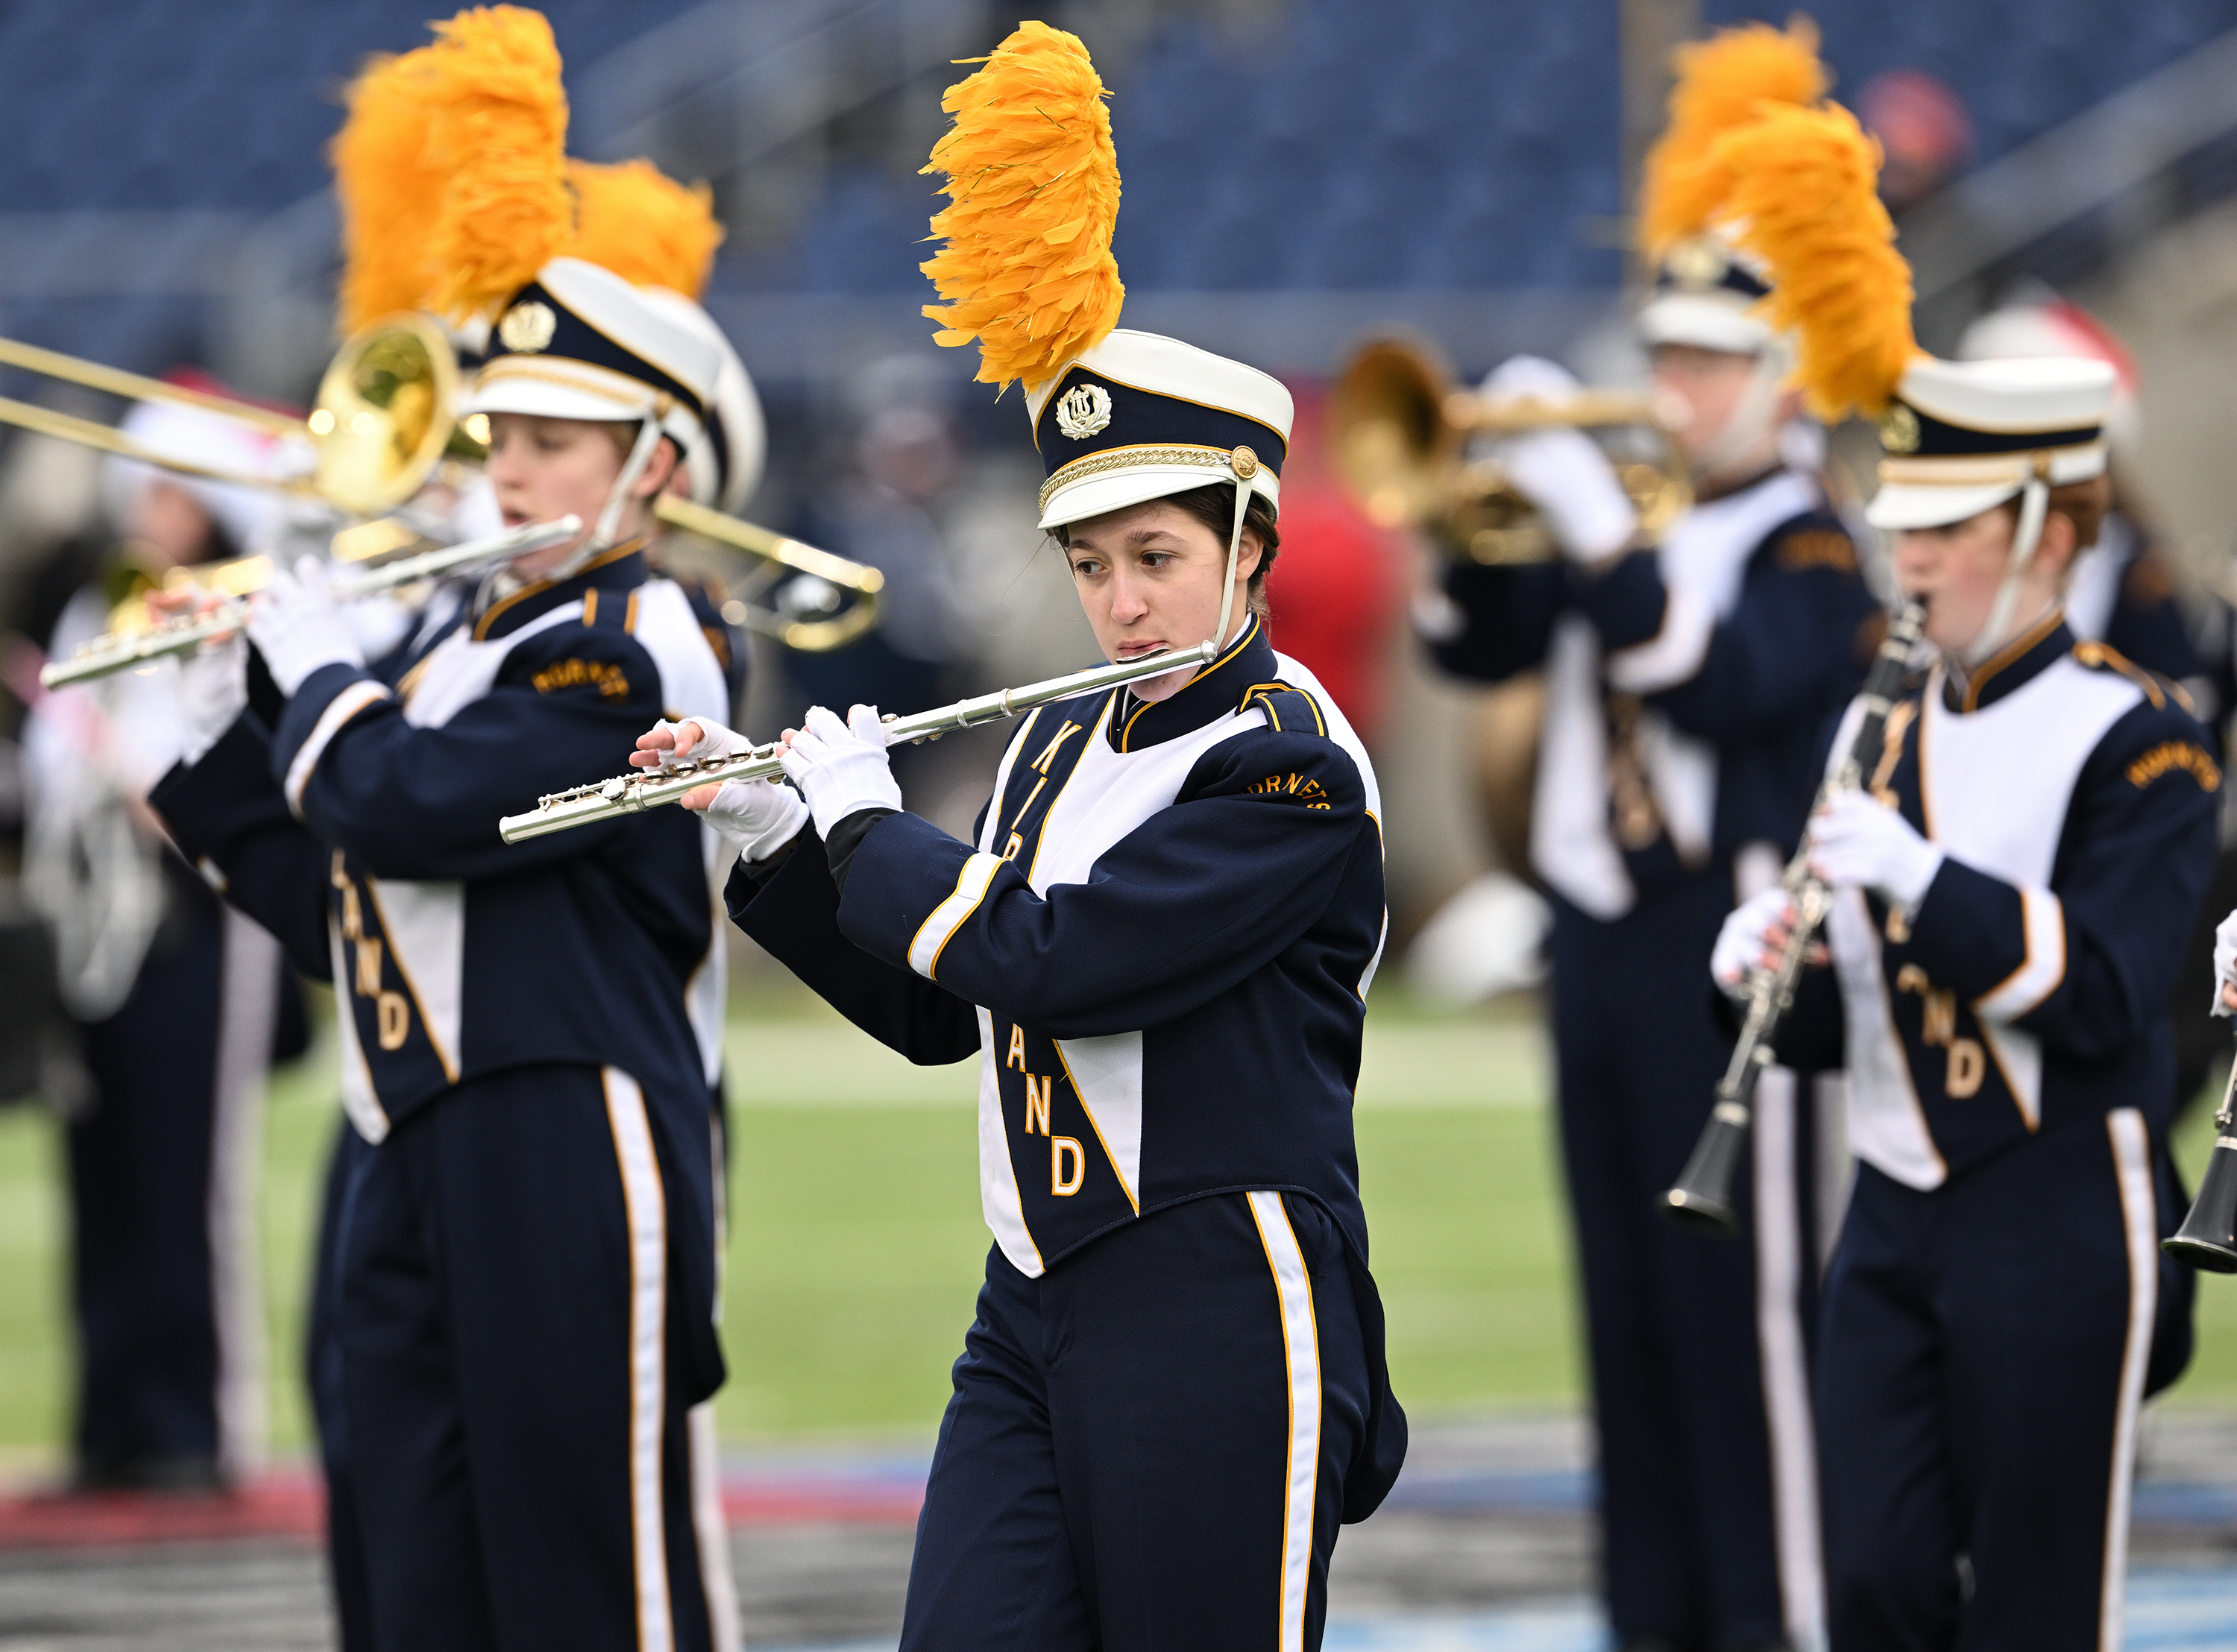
[919,21,1124,393]
[567,159,725,298]
[1639,18,1829,259]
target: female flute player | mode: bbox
[632,24,1405,1650]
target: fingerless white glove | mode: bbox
[1481,356,1637,566]
[1808,791,1944,910]
[779,704,902,839]
[177,631,248,766]
[248,555,363,696]
[1713,886,1793,997]
[2212,907,2237,1016]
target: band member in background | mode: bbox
[637,26,1405,1648]
[1414,25,1873,1648]
[22,397,301,1491]
[1702,94,2217,1650]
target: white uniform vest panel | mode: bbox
[1533,470,1817,917]
[1838,657,2142,1188]
[968,652,1382,1277]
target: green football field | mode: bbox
[0,981,2232,1466]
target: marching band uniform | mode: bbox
[720,326,1405,1652]
[23,401,297,1490]
[1421,240,1877,1650]
[148,258,735,1651]
[1725,359,2218,1649]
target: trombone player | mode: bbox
[1413,25,1878,1649]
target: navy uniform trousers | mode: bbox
[333,1062,719,1652]
[1819,1112,2167,1651]
[903,1190,1373,1652]
[1551,872,1814,1651]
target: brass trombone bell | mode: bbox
[1330,337,1688,563]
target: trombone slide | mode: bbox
[38,516,582,690]
[498,642,1218,844]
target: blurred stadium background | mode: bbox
[6,0,2237,1645]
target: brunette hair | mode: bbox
[1052,482,1283,618]
[1993,474,2111,572]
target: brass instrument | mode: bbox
[497,643,1219,843]
[0,322,884,652]
[1330,336,1689,564]
[40,517,583,689]
[2164,1056,2237,1270]
[1662,600,1928,1233]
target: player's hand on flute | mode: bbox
[247,555,364,696]
[2212,907,2237,1016]
[1480,355,1636,567]
[632,717,806,861]
[1807,790,1943,910]
[146,586,248,766]
[1711,886,1819,997]
[779,704,902,839]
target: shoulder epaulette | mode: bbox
[1772,515,1857,574]
[2071,638,2171,710]
[1239,680,1330,737]
[578,585,642,634]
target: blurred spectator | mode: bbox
[1860,69,1974,212]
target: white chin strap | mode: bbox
[1209,477,1251,655]
[1961,472,2051,667]
[548,418,666,584]
[1688,337,1793,479]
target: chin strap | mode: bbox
[1209,473,1253,658]
[546,418,666,584]
[1962,467,2051,667]
[1688,336,1793,480]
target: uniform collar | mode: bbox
[1941,608,2071,713]
[1106,614,1277,752]
[471,537,648,642]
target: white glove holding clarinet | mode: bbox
[1807,790,1943,911]
[1712,886,1795,998]
[632,717,806,862]
[2212,907,2237,1017]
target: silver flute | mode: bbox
[499,640,1221,844]
[39,515,583,690]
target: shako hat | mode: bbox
[919,22,1289,534]
[1864,356,2115,531]
[1635,19,1829,356]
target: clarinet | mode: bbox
[1661,598,1926,1233]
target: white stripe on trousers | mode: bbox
[603,1070,674,1652]
[2101,1108,2156,1652]
[688,1403,741,1652]
[209,910,278,1481]
[1752,1068,1825,1650]
[1247,1191,1321,1652]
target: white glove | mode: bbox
[1808,790,1944,909]
[643,716,753,770]
[2211,908,2237,1016]
[701,778,809,862]
[1480,356,1637,566]
[779,704,902,839]
[247,555,364,696]
[1713,886,1794,997]
[177,631,248,766]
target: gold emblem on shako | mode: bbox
[498,300,559,354]
[1878,403,1922,455]
[1054,382,1113,441]
[1665,236,1728,291]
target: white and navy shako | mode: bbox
[462,257,723,487]
[1636,231,1778,355]
[1025,329,1291,532]
[637,285,767,514]
[1866,356,2115,532]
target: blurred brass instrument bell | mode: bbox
[0,319,883,653]
[1330,337,1690,564]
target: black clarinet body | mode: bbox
[1662,599,1927,1234]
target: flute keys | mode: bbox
[600,780,626,800]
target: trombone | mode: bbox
[1330,337,1689,564]
[0,318,884,654]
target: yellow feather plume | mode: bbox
[1708,102,1919,421]
[331,7,571,332]
[919,21,1124,393]
[567,159,726,298]
[1639,18,1828,258]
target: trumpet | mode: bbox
[1330,337,1689,564]
[0,322,884,652]
[497,642,1220,844]
[1662,599,1927,1233]
[39,517,582,690]
[2165,1055,2237,1270]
